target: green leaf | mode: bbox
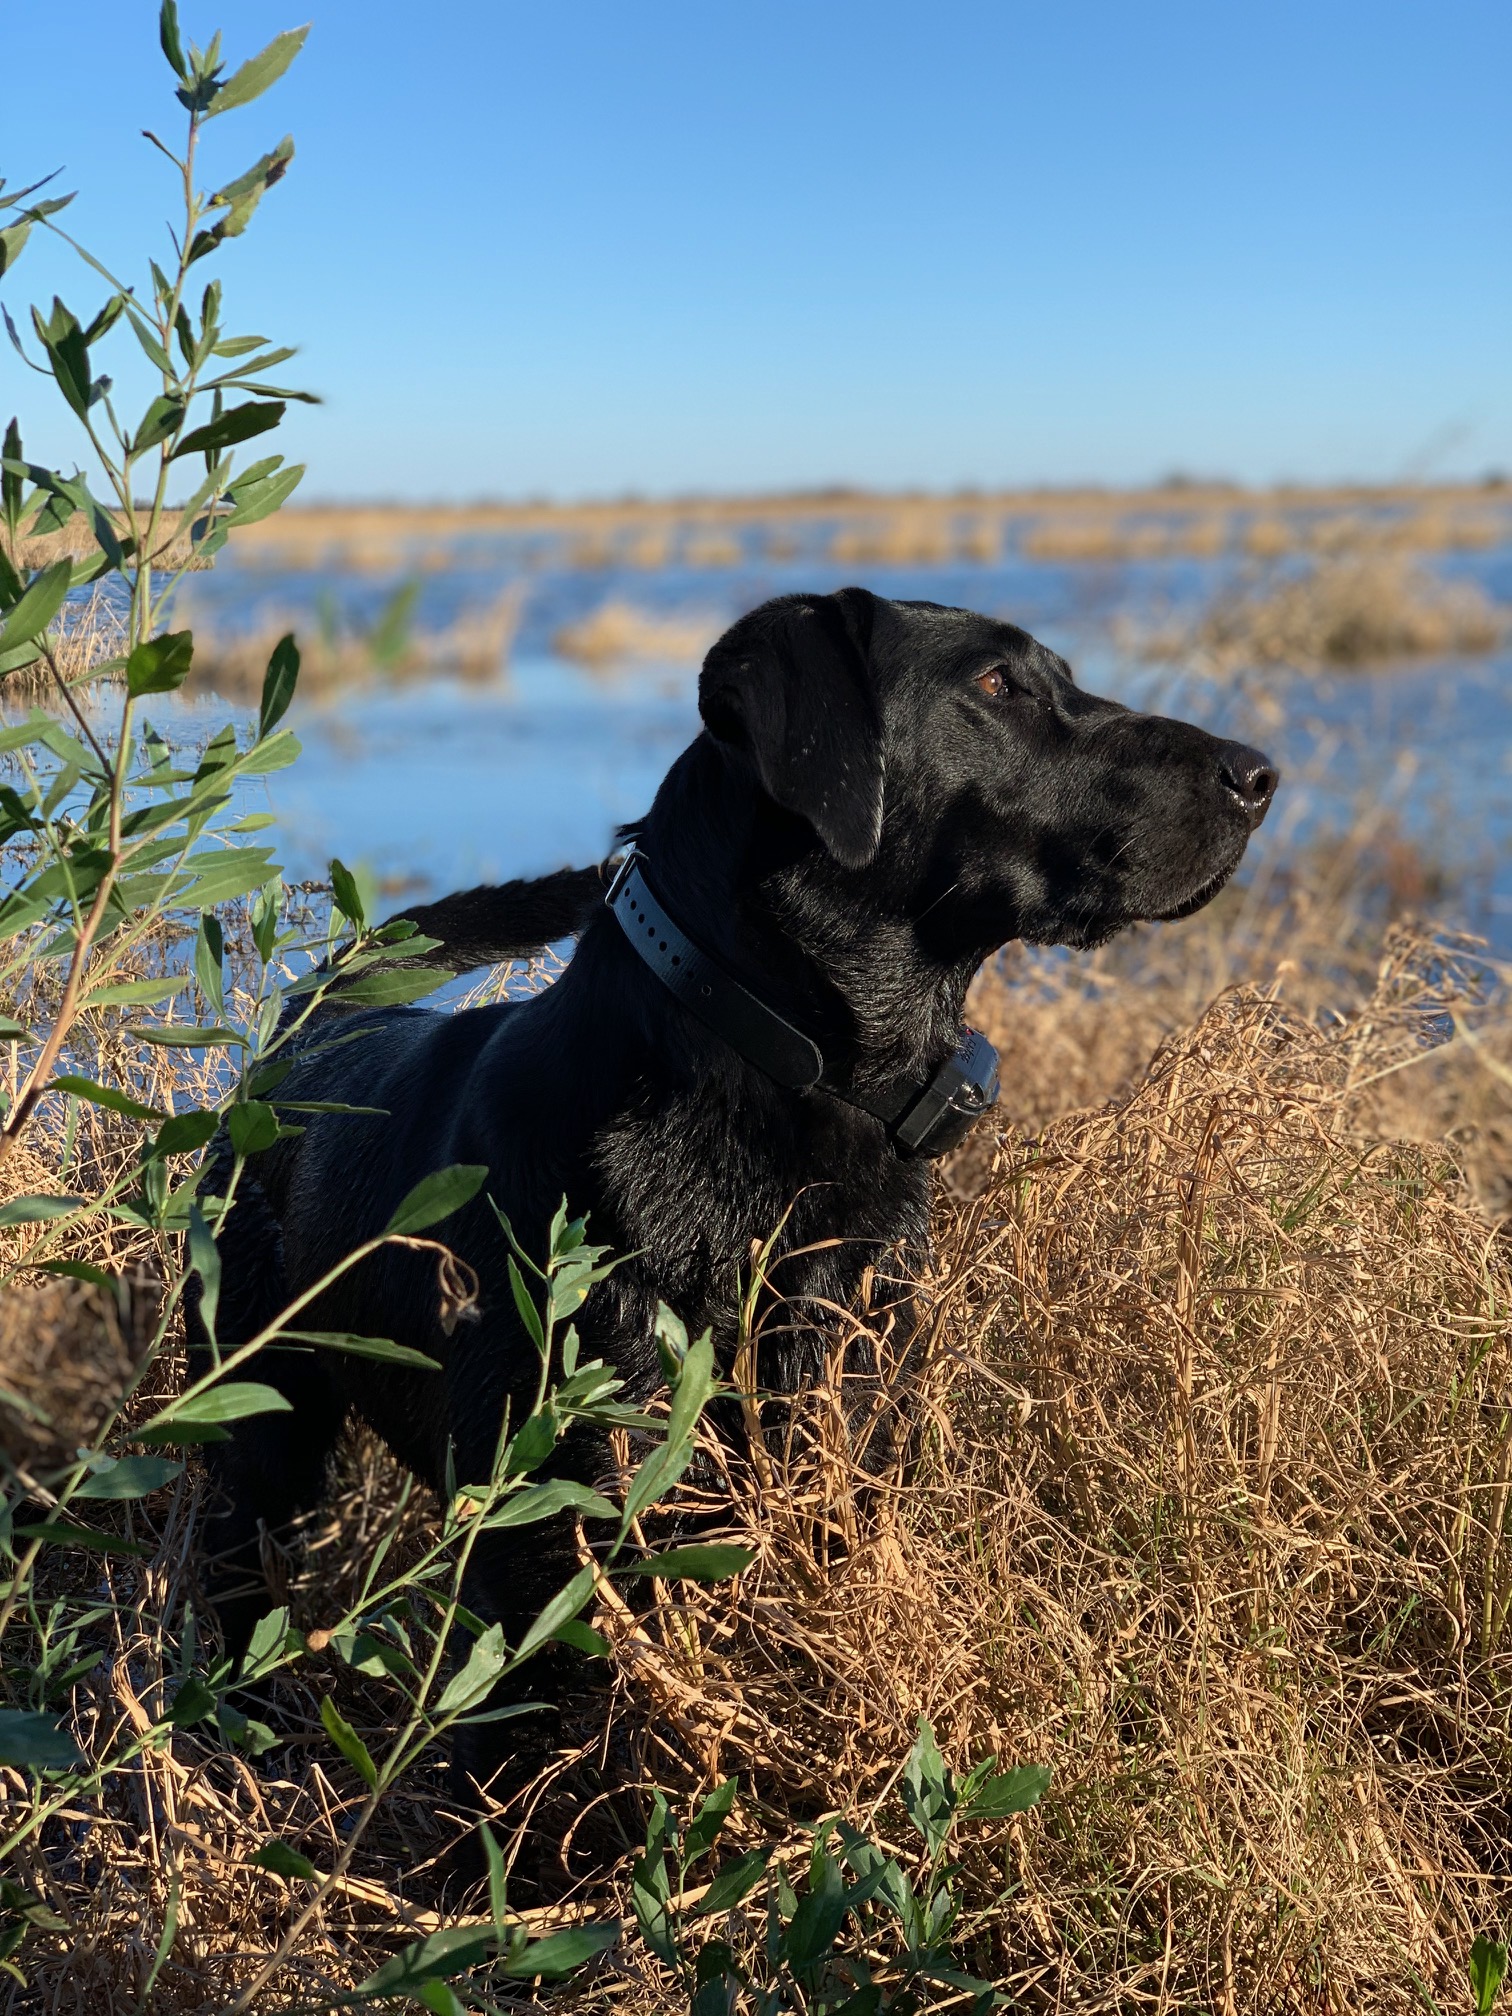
[15,1520,147,1559]
[159,0,187,76]
[480,1820,510,1939]
[0,708,49,754]
[48,1076,165,1121]
[512,1564,596,1667]
[0,220,30,279]
[902,1717,954,1863]
[330,967,453,1009]
[132,394,187,454]
[195,912,225,1017]
[212,169,297,224]
[128,1025,246,1049]
[551,1618,610,1657]
[2,416,22,536]
[667,1329,716,1453]
[1471,1934,1509,2016]
[169,400,282,459]
[74,1455,182,1500]
[0,559,70,652]
[0,1710,83,1773]
[32,298,91,417]
[434,1622,507,1719]
[632,1795,677,1964]
[250,878,282,963]
[249,1839,317,1881]
[481,1478,618,1529]
[126,630,194,697]
[383,1163,489,1238]
[82,292,127,346]
[167,1675,218,1726]
[688,1847,772,1919]
[222,459,305,529]
[172,845,280,910]
[35,1257,115,1290]
[187,1203,221,1340]
[279,1331,441,1371]
[508,1256,545,1352]
[0,1194,82,1227]
[328,856,364,927]
[86,976,191,1006]
[319,1694,378,1791]
[962,1761,1051,1822]
[259,633,298,736]
[227,1100,279,1156]
[501,1408,557,1479]
[205,25,311,118]
[416,1983,467,2016]
[500,1925,617,1980]
[354,1927,491,1998]
[148,1109,220,1159]
[685,1776,739,1865]
[209,138,295,239]
[785,1851,850,1973]
[125,308,173,375]
[237,727,301,777]
[622,1545,754,1583]
[242,1605,292,1679]
[138,1381,293,1443]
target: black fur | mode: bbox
[190,588,1276,1802]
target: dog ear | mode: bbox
[697,588,883,869]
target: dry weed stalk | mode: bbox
[7,923,1512,2011]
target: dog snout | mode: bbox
[1215,741,1278,828]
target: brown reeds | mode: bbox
[551,599,723,670]
[177,585,526,701]
[6,866,1512,2008]
[1169,552,1506,669]
[200,483,1511,579]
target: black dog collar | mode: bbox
[606,850,999,1159]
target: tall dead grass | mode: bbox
[200,482,1511,578]
[551,600,723,670]
[1148,551,1507,670]
[179,586,526,701]
[6,873,1512,2008]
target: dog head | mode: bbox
[697,586,1276,960]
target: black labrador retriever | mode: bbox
[194,587,1275,1799]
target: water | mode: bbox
[148,540,1512,946]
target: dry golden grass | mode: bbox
[7,840,1512,2009]
[1165,552,1506,669]
[174,482,1508,577]
[179,586,526,702]
[0,583,129,704]
[552,599,724,670]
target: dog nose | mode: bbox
[1216,741,1278,827]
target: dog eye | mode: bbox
[974,667,1007,698]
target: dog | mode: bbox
[191,586,1276,1802]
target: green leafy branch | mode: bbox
[0,4,315,1174]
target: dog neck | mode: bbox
[617,737,989,1103]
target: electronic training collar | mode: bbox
[606,850,999,1160]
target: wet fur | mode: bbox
[189,587,1275,1804]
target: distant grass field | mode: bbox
[18,478,1512,580]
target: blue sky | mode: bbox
[3,1,1509,499]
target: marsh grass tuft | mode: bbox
[1148,549,1507,670]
